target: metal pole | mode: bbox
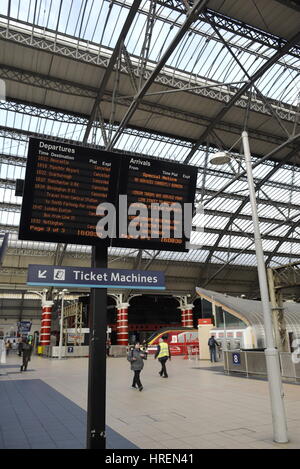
[223,309,227,352]
[242,130,288,443]
[86,244,107,449]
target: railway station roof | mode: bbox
[0,0,299,293]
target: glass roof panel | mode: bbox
[0,0,299,268]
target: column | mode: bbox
[185,304,194,328]
[40,300,54,346]
[180,307,186,327]
[116,302,129,346]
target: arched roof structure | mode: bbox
[196,286,300,346]
[0,0,299,296]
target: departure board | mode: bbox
[112,155,198,252]
[19,138,197,251]
[19,138,120,245]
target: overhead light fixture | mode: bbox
[209,151,231,166]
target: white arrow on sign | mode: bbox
[38,270,47,279]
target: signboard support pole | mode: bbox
[86,244,108,449]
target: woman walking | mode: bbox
[127,342,146,391]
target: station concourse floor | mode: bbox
[1,353,300,449]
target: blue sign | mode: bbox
[27,265,165,290]
[68,346,74,353]
[232,352,241,366]
[18,321,32,333]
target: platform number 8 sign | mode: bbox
[232,352,240,365]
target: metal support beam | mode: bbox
[183,29,300,164]
[203,132,300,207]
[266,214,300,265]
[205,18,292,139]
[204,143,300,265]
[267,268,289,352]
[138,0,156,90]
[106,0,210,151]
[113,2,300,61]
[83,0,142,143]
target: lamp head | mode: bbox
[210,151,231,166]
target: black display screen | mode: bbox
[19,138,119,245]
[112,155,197,252]
[19,138,197,251]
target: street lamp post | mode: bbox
[223,310,227,352]
[242,130,288,443]
[210,130,288,443]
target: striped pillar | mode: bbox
[116,302,129,346]
[185,304,194,328]
[180,307,186,327]
[40,300,54,346]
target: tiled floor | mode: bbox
[1,353,300,449]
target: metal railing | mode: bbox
[224,350,300,381]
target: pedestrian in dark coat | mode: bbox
[208,335,219,363]
[127,342,146,391]
[20,338,33,372]
[17,339,23,357]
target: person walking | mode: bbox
[12,339,18,353]
[208,335,219,363]
[155,335,171,378]
[17,338,23,357]
[5,340,12,356]
[20,338,33,372]
[127,342,146,391]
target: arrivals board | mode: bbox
[19,138,197,251]
[112,155,198,251]
[19,138,119,245]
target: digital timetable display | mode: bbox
[19,138,119,245]
[112,156,197,251]
[19,138,198,252]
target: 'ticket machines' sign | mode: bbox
[27,264,165,290]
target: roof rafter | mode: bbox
[183,28,300,164]
[203,144,300,264]
[82,0,142,143]
[265,216,300,265]
[106,0,210,151]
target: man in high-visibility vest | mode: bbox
[155,334,171,378]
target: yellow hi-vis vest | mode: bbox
[157,341,169,359]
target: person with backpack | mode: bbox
[127,342,147,391]
[155,334,171,378]
[20,338,33,372]
[208,335,219,363]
